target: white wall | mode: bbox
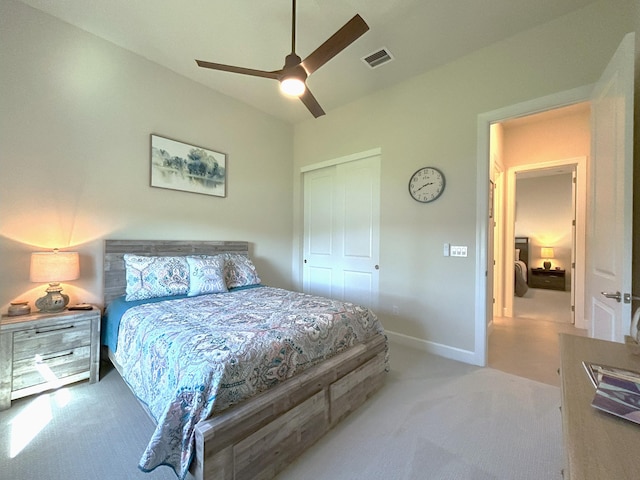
[292,0,634,359]
[0,0,294,311]
[503,108,591,168]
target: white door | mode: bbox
[303,154,380,308]
[587,33,634,341]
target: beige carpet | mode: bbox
[277,343,563,479]
[1,342,564,480]
[514,288,572,324]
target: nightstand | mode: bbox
[530,268,566,291]
[0,307,101,410]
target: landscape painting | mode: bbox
[151,134,226,197]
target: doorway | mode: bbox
[487,104,590,383]
[511,166,575,323]
[477,33,635,368]
[491,103,590,321]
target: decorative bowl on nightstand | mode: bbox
[8,301,30,317]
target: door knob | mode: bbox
[601,291,622,302]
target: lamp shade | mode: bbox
[540,247,554,259]
[30,250,80,283]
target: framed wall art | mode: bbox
[150,134,227,197]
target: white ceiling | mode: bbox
[18,0,598,124]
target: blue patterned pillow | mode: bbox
[186,255,228,297]
[124,254,190,301]
[223,253,261,288]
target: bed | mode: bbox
[514,236,529,297]
[102,240,388,480]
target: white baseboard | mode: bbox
[385,329,478,365]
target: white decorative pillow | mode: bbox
[186,255,228,297]
[222,253,261,288]
[515,248,521,261]
[124,254,190,301]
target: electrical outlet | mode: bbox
[451,245,468,257]
[392,306,400,315]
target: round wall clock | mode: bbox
[408,167,445,203]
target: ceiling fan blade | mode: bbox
[196,60,281,80]
[300,87,326,118]
[301,14,369,75]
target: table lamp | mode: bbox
[30,249,80,312]
[541,247,554,270]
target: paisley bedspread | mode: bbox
[114,286,386,479]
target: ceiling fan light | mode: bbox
[280,77,306,97]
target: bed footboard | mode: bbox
[191,333,388,480]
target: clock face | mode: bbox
[408,167,445,203]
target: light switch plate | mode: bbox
[451,246,468,257]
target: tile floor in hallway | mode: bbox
[489,288,586,387]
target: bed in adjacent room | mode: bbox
[514,236,529,297]
[102,240,388,480]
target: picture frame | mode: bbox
[150,134,226,197]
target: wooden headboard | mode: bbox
[103,240,249,306]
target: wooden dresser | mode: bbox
[559,334,640,479]
[0,307,101,410]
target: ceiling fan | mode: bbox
[195,0,369,118]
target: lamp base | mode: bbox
[543,261,552,270]
[35,283,70,313]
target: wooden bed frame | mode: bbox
[103,240,388,480]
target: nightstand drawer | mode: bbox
[531,275,565,289]
[13,320,91,361]
[12,345,91,390]
[530,269,566,291]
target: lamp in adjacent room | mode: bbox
[541,247,554,270]
[30,249,80,313]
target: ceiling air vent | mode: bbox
[362,48,394,69]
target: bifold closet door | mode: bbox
[303,154,380,309]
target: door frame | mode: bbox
[491,164,505,323]
[475,85,592,366]
[300,148,382,174]
[501,157,586,326]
